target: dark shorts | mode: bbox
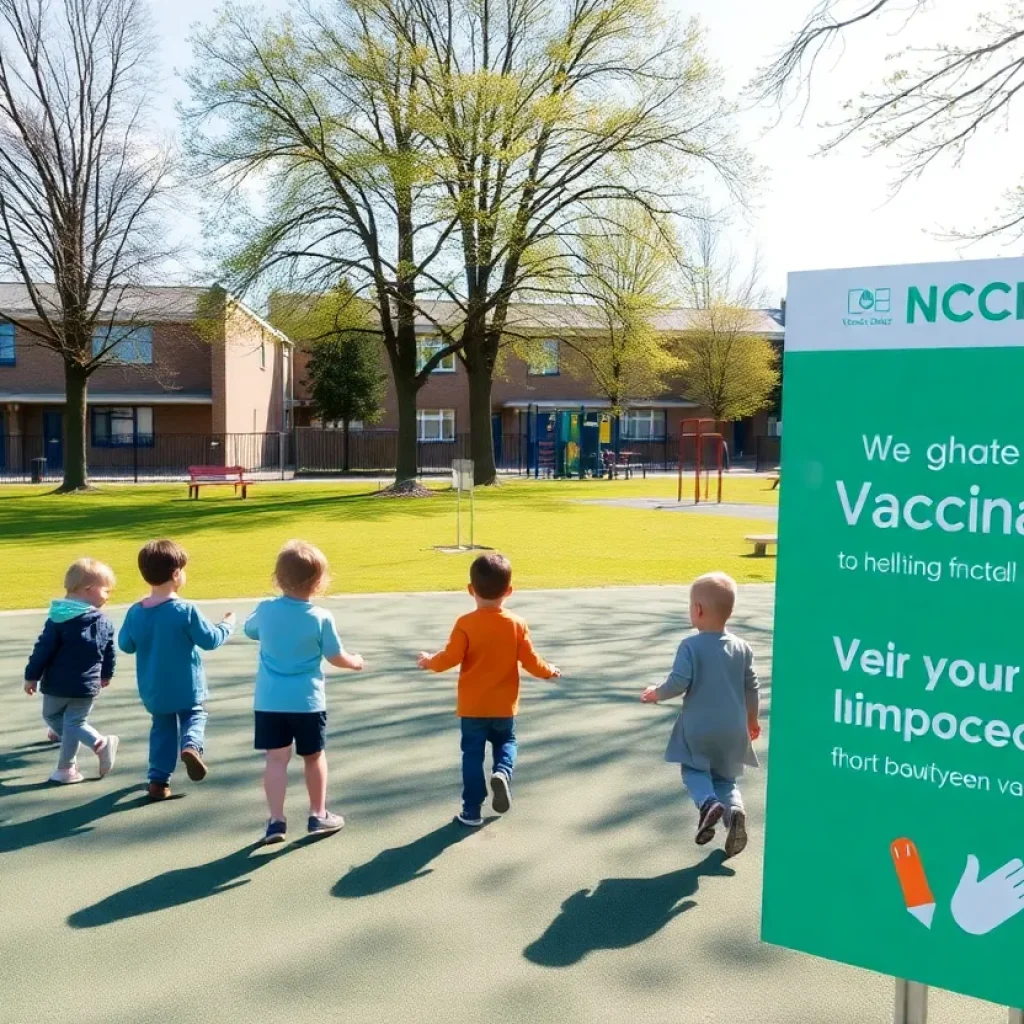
[254,711,327,756]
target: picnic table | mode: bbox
[187,465,252,500]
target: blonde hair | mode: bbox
[274,540,329,597]
[690,572,737,620]
[64,558,116,593]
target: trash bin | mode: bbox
[30,457,47,483]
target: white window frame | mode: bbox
[527,339,560,376]
[416,337,455,374]
[91,405,154,447]
[621,409,666,440]
[417,408,456,442]
[92,325,153,365]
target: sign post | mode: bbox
[452,459,474,550]
[764,257,1024,1015]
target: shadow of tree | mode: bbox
[523,850,735,967]
[67,841,303,927]
[0,785,147,854]
[333,819,492,898]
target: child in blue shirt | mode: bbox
[118,540,234,801]
[244,540,363,844]
[24,559,120,784]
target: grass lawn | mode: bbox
[0,475,778,610]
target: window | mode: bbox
[91,406,154,447]
[92,325,153,365]
[416,337,455,374]
[417,409,455,442]
[621,409,666,440]
[527,339,559,376]
[0,322,13,365]
[767,417,782,437]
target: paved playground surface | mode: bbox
[581,498,779,520]
[0,587,1002,1024]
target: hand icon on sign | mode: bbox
[950,855,1024,936]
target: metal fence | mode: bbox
[295,429,528,475]
[0,429,780,482]
[0,432,292,483]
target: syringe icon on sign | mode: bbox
[891,838,936,929]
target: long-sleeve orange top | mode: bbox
[423,606,554,718]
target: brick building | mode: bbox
[0,284,292,472]
[291,300,784,462]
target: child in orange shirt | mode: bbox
[417,553,560,826]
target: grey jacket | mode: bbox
[656,630,759,777]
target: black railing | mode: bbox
[0,432,292,483]
[0,429,779,482]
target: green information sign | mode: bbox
[763,257,1024,1008]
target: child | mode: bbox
[641,572,760,858]
[417,552,560,827]
[24,559,120,784]
[243,540,363,844]
[118,540,234,801]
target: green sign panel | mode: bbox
[763,257,1024,1008]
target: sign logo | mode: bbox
[848,288,891,315]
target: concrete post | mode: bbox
[894,980,928,1024]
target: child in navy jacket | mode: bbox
[25,559,120,784]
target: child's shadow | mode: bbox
[523,850,735,967]
[333,819,492,898]
[68,841,301,928]
[0,785,148,854]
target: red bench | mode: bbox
[187,465,252,500]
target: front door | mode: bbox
[42,410,63,471]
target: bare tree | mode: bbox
[0,0,174,491]
[677,217,777,424]
[752,0,1024,239]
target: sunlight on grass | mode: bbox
[0,476,778,609]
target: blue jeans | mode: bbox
[42,695,101,770]
[681,765,744,817]
[460,717,517,816]
[149,707,208,783]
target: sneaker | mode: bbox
[724,809,748,858]
[49,766,85,785]
[695,798,725,846]
[307,811,345,835]
[147,781,172,801]
[455,811,484,827]
[180,746,208,782]
[262,819,288,845]
[97,736,119,778]
[46,728,60,744]
[490,772,512,814]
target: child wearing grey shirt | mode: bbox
[642,572,760,858]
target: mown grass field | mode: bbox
[0,476,778,610]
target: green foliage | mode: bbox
[304,332,387,428]
[556,204,684,413]
[270,285,385,427]
[677,306,779,421]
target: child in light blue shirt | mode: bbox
[244,540,363,844]
[118,540,233,801]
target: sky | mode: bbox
[155,0,1015,305]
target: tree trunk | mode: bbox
[395,373,419,486]
[467,360,496,485]
[343,419,350,473]
[58,362,89,492]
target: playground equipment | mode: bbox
[677,418,724,504]
[452,459,475,549]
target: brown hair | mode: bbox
[274,540,329,597]
[470,552,512,601]
[138,540,188,586]
[64,558,116,593]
